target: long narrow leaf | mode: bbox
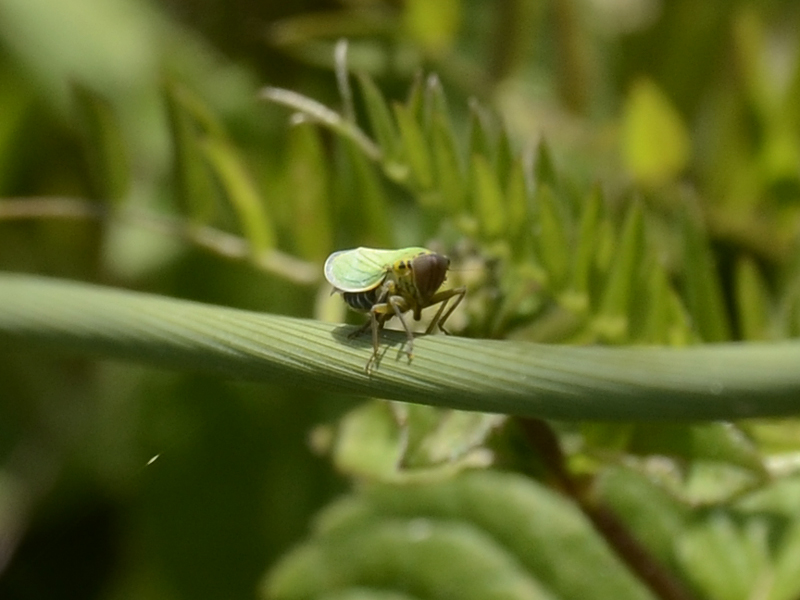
[201,137,276,254]
[3,273,800,421]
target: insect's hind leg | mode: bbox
[347,318,372,340]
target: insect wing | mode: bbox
[324,247,429,292]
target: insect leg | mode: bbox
[347,318,372,340]
[363,284,394,373]
[424,286,466,335]
[387,295,414,360]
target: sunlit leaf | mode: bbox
[622,78,691,186]
[403,0,461,55]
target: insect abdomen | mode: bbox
[343,288,379,312]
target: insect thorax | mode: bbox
[389,259,418,300]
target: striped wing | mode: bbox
[324,247,429,292]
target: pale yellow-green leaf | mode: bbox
[621,78,691,186]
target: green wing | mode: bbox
[324,247,429,292]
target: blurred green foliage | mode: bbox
[2,1,800,599]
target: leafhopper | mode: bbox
[324,247,465,372]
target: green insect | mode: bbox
[324,247,466,373]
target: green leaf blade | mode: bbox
[3,273,800,421]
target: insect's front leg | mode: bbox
[424,286,466,335]
[363,281,395,373]
[387,295,414,360]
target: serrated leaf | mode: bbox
[430,111,465,214]
[332,401,404,479]
[398,406,503,470]
[468,101,494,161]
[495,126,514,188]
[740,419,800,454]
[423,73,452,134]
[265,471,655,600]
[735,256,772,341]
[640,257,694,345]
[597,466,692,567]
[470,154,506,239]
[736,476,800,600]
[357,73,401,163]
[594,203,644,342]
[561,187,602,314]
[534,185,570,290]
[342,139,393,246]
[627,423,766,475]
[201,137,275,254]
[505,159,530,247]
[676,510,770,600]
[682,213,731,342]
[72,83,130,202]
[265,518,556,600]
[393,102,434,191]
[534,139,558,188]
[405,72,424,121]
[329,401,502,483]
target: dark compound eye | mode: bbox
[412,253,449,301]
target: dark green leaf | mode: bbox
[164,81,222,223]
[264,471,655,600]
[342,139,394,246]
[534,185,570,290]
[201,137,275,254]
[534,139,558,188]
[735,256,772,341]
[470,154,505,239]
[594,203,644,342]
[393,102,434,191]
[682,213,732,342]
[430,111,466,214]
[468,100,494,161]
[357,72,401,163]
[561,187,602,315]
[72,83,130,202]
[285,123,333,260]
